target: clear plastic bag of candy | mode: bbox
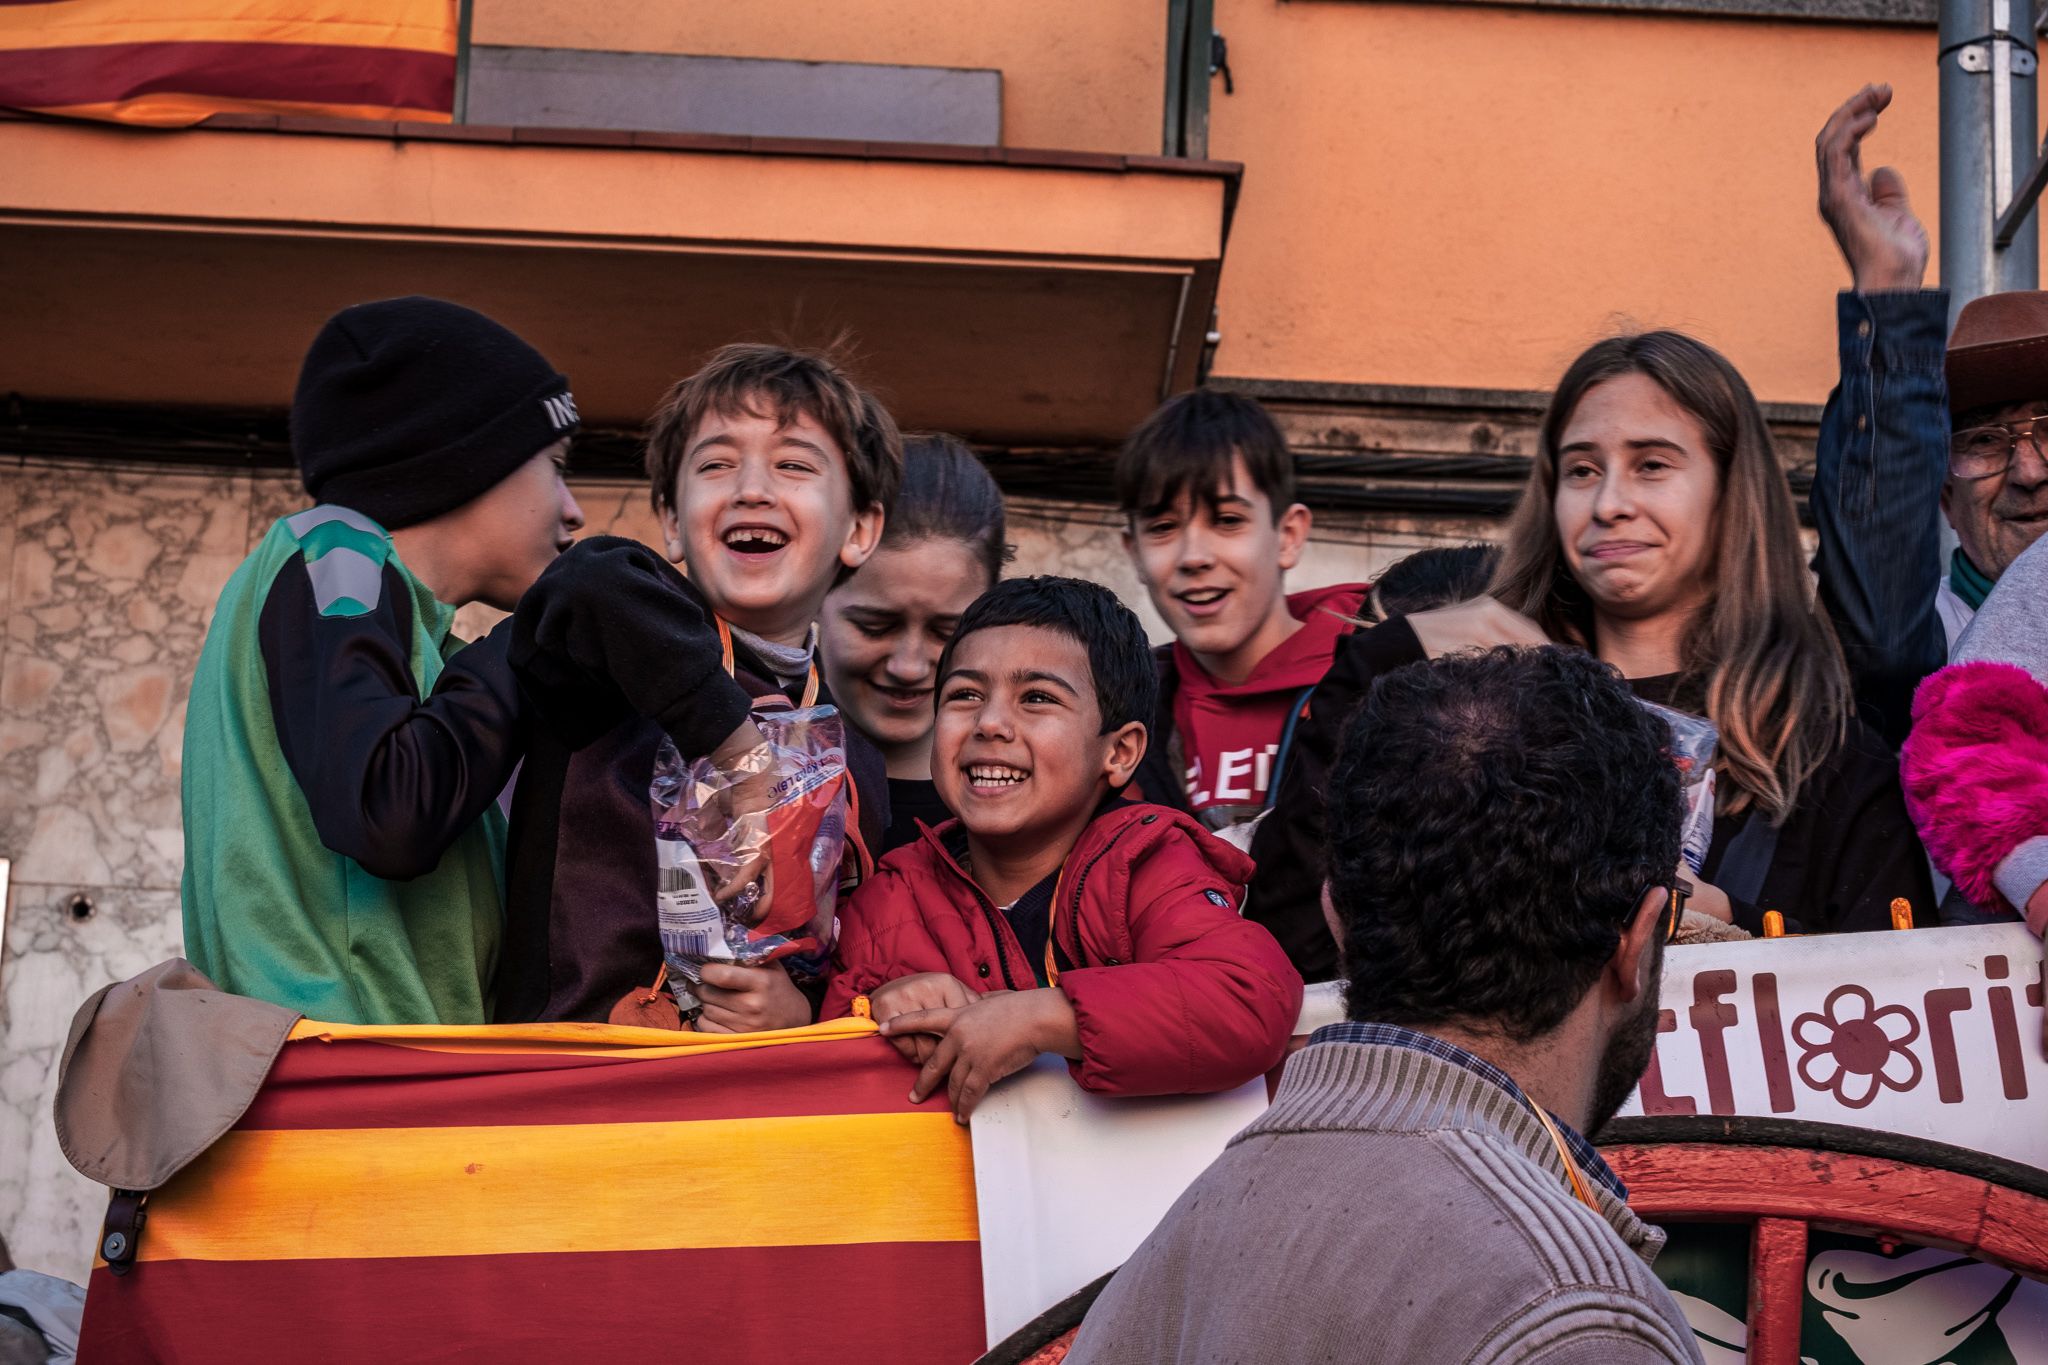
[1639,699,1718,874]
[648,705,849,1019]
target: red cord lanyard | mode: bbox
[1525,1101,1603,1213]
[715,617,819,708]
[1042,865,1072,988]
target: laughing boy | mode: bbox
[498,344,900,1028]
[821,577,1302,1118]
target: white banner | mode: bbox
[969,1056,1268,1347]
[969,925,2048,1355]
[1619,922,2048,1168]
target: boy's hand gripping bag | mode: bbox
[648,706,850,1020]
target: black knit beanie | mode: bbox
[291,297,580,529]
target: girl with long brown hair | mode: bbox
[1248,331,1932,977]
[820,433,1009,853]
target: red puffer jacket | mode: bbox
[821,802,1304,1097]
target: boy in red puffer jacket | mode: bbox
[821,577,1304,1121]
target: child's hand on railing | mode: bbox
[869,973,980,1063]
[885,988,1082,1124]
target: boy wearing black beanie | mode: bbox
[181,297,586,1025]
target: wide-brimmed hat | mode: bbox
[1948,290,2048,416]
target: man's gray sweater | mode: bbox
[1066,1041,1702,1365]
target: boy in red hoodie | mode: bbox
[821,577,1303,1120]
[1117,391,1368,831]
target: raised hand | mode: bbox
[1816,84,1930,292]
[1406,597,1549,660]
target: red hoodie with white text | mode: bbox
[1168,582,1368,830]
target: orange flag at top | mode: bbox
[0,0,458,127]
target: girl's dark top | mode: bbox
[1246,615,1935,982]
[883,777,953,854]
[495,536,889,1023]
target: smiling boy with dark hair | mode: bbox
[1117,390,1368,832]
[821,576,1302,1119]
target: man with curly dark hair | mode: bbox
[1070,645,1704,1365]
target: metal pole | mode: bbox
[1161,0,1214,158]
[1940,0,2039,328]
[1180,0,1215,160]
[452,0,475,124]
[1164,0,1189,156]
[1991,0,2038,293]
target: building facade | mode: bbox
[0,0,1986,1275]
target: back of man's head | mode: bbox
[1326,646,1682,1040]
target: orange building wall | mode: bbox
[471,1,2038,408]
[470,0,1165,156]
[1205,1,2021,406]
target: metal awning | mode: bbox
[0,113,1239,449]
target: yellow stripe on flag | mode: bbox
[142,1112,978,1263]
[286,1014,883,1059]
[0,0,457,54]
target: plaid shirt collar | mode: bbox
[1307,1021,1628,1203]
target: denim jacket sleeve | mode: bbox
[1812,288,1951,748]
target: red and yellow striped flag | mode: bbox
[0,0,458,127]
[77,1017,987,1363]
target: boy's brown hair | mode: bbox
[1115,388,1296,523]
[645,342,903,516]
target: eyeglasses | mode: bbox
[1633,877,1691,944]
[1949,415,2048,480]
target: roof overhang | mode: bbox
[0,114,1239,447]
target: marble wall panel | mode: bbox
[1002,498,1494,643]
[0,466,250,895]
[0,471,19,685]
[246,472,307,549]
[0,882,184,1282]
[574,481,666,545]
[0,463,247,1284]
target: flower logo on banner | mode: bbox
[1792,985,1923,1109]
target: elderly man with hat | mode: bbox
[181,297,585,1024]
[1808,86,2048,753]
